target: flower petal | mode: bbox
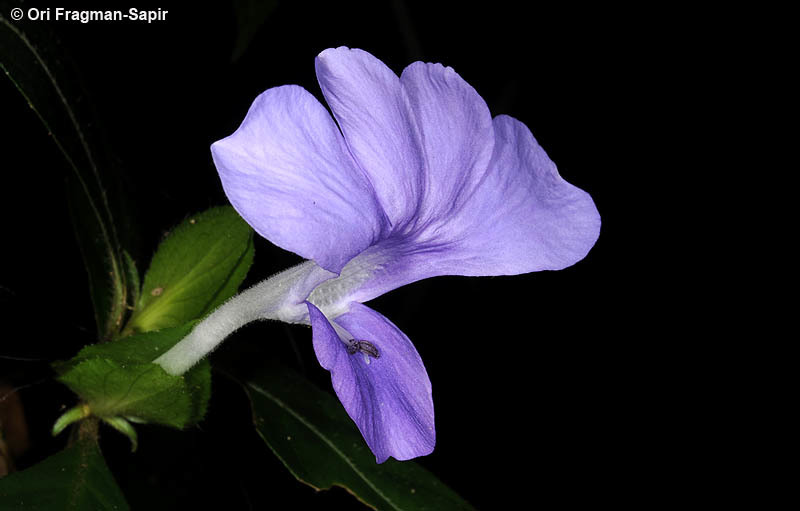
[400,61,495,226]
[315,47,423,227]
[452,114,601,273]
[212,85,386,274]
[307,301,435,463]
[342,115,600,304]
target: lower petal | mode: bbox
[307,301,435,463]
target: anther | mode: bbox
[345,339,380,359]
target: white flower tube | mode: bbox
[154,261,333,375]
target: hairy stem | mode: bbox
[154,261,334,375]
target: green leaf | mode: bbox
[244,365,477,511]
[125,206,254,334]
[67,322,197,366]
[1,12,131,341]
[55,323,210,429]
[0,435,129,510]
[58,359,192,428]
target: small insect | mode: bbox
[345,339,380,359]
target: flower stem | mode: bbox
[154,261,334,375]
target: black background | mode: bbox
[1,0,673,509]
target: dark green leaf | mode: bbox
[56,323,210,428]
[124,206,254,334]
[231,0,279,62]
[66,175,128,340]
[0,435,129,510]
[122,250,141,319]
[1,12,132,340]
[245,365,477,511]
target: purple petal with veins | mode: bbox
[308,301,434,463]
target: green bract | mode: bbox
[56,323,210,430]
[50,205,253,448]
[125,206,254,335]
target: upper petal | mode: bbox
[400,61,495,228]
[451,114,601,274]
[343,115,600,304]
[315,47,424,228]
[212,85,387,274]
[307,301,435,463]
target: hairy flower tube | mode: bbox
[155,47,600,463]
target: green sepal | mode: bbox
[102,416,138,452]
[51,403,92,437]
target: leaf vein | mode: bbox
[248,382,402,511]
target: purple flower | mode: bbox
[202,47,599,463]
